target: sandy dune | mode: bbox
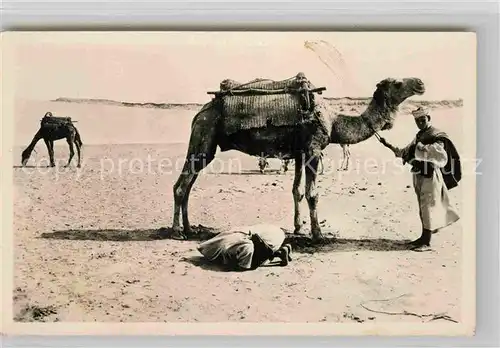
[12,98,465,323]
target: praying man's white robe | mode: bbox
[197,224,286,270]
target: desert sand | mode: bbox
[12,97,465,324]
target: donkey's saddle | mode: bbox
[41,115,74,127]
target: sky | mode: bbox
[9,32,476,103]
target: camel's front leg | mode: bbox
[44,139,55,167]
[173,168,197,238]
[293,153,305,234]
[305,153,323,241]
[341,145,350,171]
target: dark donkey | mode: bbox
[21,112,83,168]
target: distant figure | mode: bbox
[280,152,324,175]
[280,159,292,174]
[339,144,351,171]
[21,111,83,168]
[258,157,269,173]
[197,224,292,271]
[379,107,461,251]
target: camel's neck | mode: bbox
[327,99,397,145]
[361,99,397,130]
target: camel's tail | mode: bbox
[74,127,83,147]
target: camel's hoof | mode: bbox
[170,229,187,241]
[293,226,305,235]
[168,225,186,239]
[312,238,326,245]
[183,227,195,238]
[311,232,325,244]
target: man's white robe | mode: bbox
[396,138,460,231]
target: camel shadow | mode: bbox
[40,225,414,252]
[283,234,414,253]
[208,169,282,176]
[13,165,52,169]
[40,225,221,242]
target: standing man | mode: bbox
[379,107,462,251]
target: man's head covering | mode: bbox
[412,107,429,119]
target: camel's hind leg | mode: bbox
[340,145,350,171]
[75,140,81,168]
[172,103,219,237]
[293,153,305,234]
[305,151,323,241]
[65,136,75,167]
[74,128,82,168]
[75,144,81,168]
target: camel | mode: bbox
[21,112,83,168]
[339,144,351,171]
[171,76,425,241]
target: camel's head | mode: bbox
[373,77,425,111]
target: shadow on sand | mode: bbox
[13,165,53,169]
[207,169,284,176]
[40,225,221,242]
[283,234,413,253]
[40,225,413,253]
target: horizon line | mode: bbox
[49,96,464,107]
